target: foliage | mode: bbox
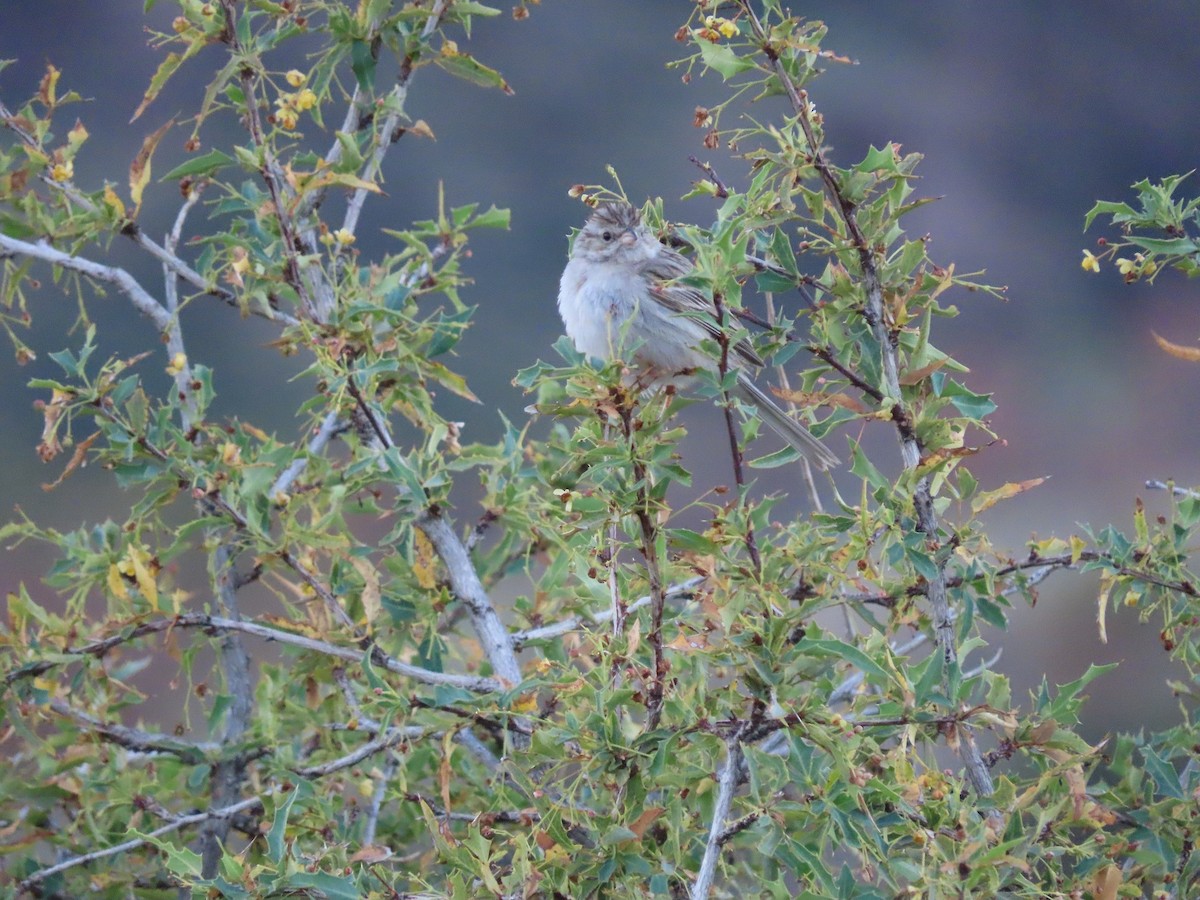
[2,1,1199,897]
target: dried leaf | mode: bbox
[350,556,382,626]
[971,477,1046,514]
[1152,330,1200,362]
[41,429,99,491]
[129,117,175,216]
[899,357,948,385]
[628,806,666,839]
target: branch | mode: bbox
[339,0,452,240]
[416,509,522,690]
[1146,479,1200,500]
[199,542,256,877]
[295,724,429,779]
[0,233,170,331]
[16,795,265,891]
[691,731,745,899]
[48,698,221,763]
[268,409,345,500]
[740,2,992,797]
[6,613,504,693]
[511,576,706,648]
[218,0,327,319]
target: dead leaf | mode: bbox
[628,806,666,839]
[899,357,949,385]
[129,117,175,216]
[971,477,1046,514]
[1152,330,1200,362]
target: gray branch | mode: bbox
[691,733,745,900]
[0,233,170,331]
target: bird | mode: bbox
[556,200,839,470]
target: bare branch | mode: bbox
[268,409,345,500]
[340,0,452,240]
[48,698,220,763]
[416,510,522,690]
[692,732,745,899]
[512,576,706,648]
[9,613,504,693]
[1146,479,1200,500]
[295,725,429,779]
[0,233,170,331]
[16,795,265,890]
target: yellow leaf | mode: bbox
[350,556,382,626]
[971,477,1046,514]
[666,631,710,652]
[512,692,539,714]
[129,117,175,216]
[102,184,127,219]
[409,119,436,140]
[37,65,60,108]
[127,545,159,610]
[1152,330,1200,362]
[412,528,438,590]
[1096,574,1113,644]
[1069,534,1087,565]
[107,563,129,601]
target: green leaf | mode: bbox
[266,786,300,862]
[697,40,756,79]
[161,149,235,181]
[434,50,513,93]
[800,638,890,684]
[350,39,377,92]
[1141,746,1184,800]
[935,377,997,419]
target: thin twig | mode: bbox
[295,725,428,778]
[713,295,761,573]
[511,576,705,648]
[1146,479,1200,500]
[48,699,220,762]
[6,613,504,693]
[16,796,266,890]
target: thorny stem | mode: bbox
[713,295,762,574]
[739,1,994,799]
[617,396,668,730]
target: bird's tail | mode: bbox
[734,376,839,471]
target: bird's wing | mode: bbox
[642,246,764,368]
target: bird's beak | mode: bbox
[619,228,638,248]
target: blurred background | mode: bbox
[2,2,1199,737]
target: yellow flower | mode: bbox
[165,352,187,376]
[276,108,298,130]
[285,69,306,88]
[1115,257,1136,276]
[703,15,738,39]
[1080,249,1100,273]
[50,161,73,182]
[334,228,355,245]
[294,88,317,111]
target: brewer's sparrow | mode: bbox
[557,201,838,470]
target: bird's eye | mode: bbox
[601,231,613,242]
